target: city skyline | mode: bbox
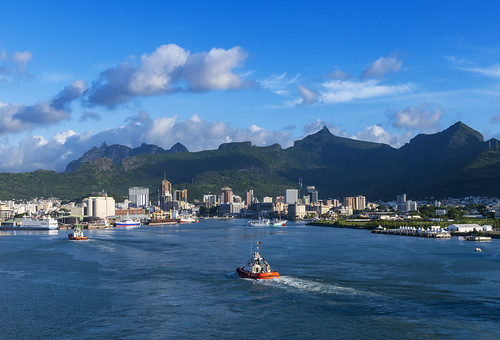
[1,1,500,172]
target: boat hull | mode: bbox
[236,267,280,280]
[115,222,140,227]
[68,234,88,241]
[0,226,58,230]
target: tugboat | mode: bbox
[236,242,280,280]
[68,226,88,241]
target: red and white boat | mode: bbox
[68,226,88,241]
[236,242,280,280]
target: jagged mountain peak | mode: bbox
[65,141,189,173]
[405,121,483,151]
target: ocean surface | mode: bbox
[1,219,499,339]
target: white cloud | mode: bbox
[0,113,294,172]
[328,69,350,80]
[181,47,249,91]
[259,72,301,96]
[54,130,78,144]
[302,119,349,137]
[318,80,411,104]
[392,104,443,130]
[353,125,410,147]
[362,52,402,79]
[85,44,250,108]
[11,51,33,69]
[297,84,318,104]
[459,64,500,78]
[0,49,33,82]
[128,44,189,95]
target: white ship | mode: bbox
[0,216,59,230]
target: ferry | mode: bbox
[68,226,88,240]
[0,216,59,230]
[248,217,286,227]
[115,219,140,227]
[236,242,280,280]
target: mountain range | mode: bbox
[0,121,499,201]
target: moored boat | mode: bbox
[236,241,280,280]
[0,216,59,230]
[179,217,199,223]
[115,219,141,227]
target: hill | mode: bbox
[0,122,499,201]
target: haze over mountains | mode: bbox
[1,122,499,201]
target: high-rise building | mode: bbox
[355,195,366,210]
[174,189,188,202]
[220,187,233,204]
[285,189,298,204]
[203,194,217,208]
[129,187,149,207]
[397,194,407,212]
[161,179,172,196]
[344,197,355,208]
[245,190,254,207]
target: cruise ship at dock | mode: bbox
[0,216,59,230]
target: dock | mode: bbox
[372,227,451,238]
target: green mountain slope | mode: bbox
[0,122,499,201]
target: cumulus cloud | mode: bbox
[84,44,249,108]
[0,113,294,172]
[302,119,413,147]
[353,125,410,147]
[392,104,443,130]
[0,81,85,134]
[362,52,402,79]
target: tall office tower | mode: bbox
[161,179,172,196]
[129,187,149,207]
[285,189,299,204]
[397,194,407,212]
[245,190,254,206]
[220,187,233,204]
[355,195,366,210]
[344,197,355,208]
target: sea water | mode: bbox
[0,219,499,339]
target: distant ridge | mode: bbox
[64,142,189,173]
[1,121,500,201]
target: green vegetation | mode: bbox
[1,121,500,202]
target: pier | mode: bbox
[372,226,451,238]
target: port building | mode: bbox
[129,187,149,207]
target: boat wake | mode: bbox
[226,271,239,279]
[260,276,364,296]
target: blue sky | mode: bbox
[1,1,500,172]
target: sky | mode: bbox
[1,1,500,172]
